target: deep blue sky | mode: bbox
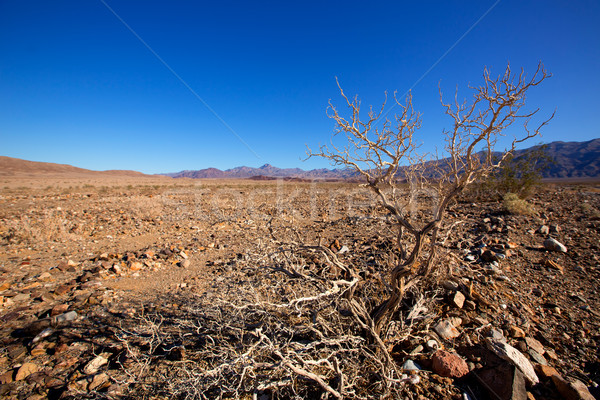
[1,1,599,174]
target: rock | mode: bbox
[45,376,64,389]
[534,364,559,380]
[52,311,78,326]
[538,225,550,235]
[510,326,526,338]
[543,238,567,253]
[81,280,103,289]
[433,319,461,340]
[38,272,54,282]
[476,362,528,400]
[83,354,109,375]
[88,372,110,391]
[524,337,545,355]
[527,349,547,365]
[431,350,469,378]
[551,375,596,400]
[337,245,350,254]
[7,345,27,360]
[54,343,69,354]
[464,300,477,310]
[484,263,502,276]
[54,284,74,296]
[402,359,421,371]
[31,328,54,344]
[488,328,506,342]
[129,261,144,271]
[30,344,46,356]
[452,291,466,309]
[485,338,539,385]
[51,304,69,317]
[12,293,30,302]
[426,339,440,351]
[0,370,14,384]
[15,363,38,381]
[545,348,558,361]
[179,259,191,268]
[442,280,459,291]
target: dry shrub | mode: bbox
[502,193,536,216]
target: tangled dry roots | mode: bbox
[114,226,440,400]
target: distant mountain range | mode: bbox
[1,138,598,180]
[160,163,356,180]
[162,138,600,180]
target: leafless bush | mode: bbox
[307,62,553,333]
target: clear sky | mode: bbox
[1,1,599,174]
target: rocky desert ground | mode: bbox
[0,176,599,399]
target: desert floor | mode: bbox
[0,177,599,399]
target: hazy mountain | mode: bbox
[163,163,357,180]
[163,138,600,180]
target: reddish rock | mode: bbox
[510,326,526,338]
[54,343,69,354]
[54,284,74,296]
[51,303,69,317]
[431,350,469,378]
[0,369,14,384]
[129,261,143,271]
[15,363,38,381]
[534,364,559,380]
[551,375,595,400]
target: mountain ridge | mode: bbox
[161,138,600,180]
[1,138,598,180]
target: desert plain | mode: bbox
[0,172,599,399]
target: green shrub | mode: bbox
[488,144,554,198]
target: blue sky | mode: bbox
[1,1,599,174]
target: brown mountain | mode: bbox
[0,156,148,178]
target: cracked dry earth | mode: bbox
[0,180,599,399]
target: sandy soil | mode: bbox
[0,178,599,399]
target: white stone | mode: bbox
[485,338,539,385]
